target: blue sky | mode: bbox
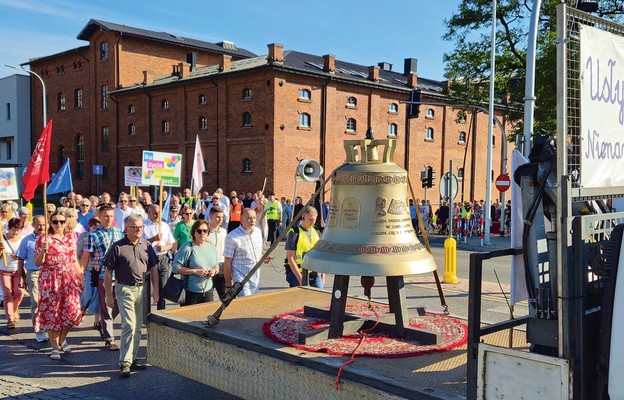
[0,0,461,81]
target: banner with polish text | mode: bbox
[580,25,624,188]
[140,150,182,187]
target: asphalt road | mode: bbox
[0,232,523,399]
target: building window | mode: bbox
[57,92,65,111]
[242,112,252,127]
[299,113,311,128]
[58,145,66,168]
[243,158,252,173]
[74,88,83,109]
[128,123,136,136]
[101,127,110,152]
[426,127,434,141]
[5,103,9,120]
[389,103,398,113]
[199,116,207,131]
[162,120,170,134]
[347,97,357,107]
[128,104,135,114]
[458,111,467,123]
[198,94,207,105]
[299,89,311,100]
[101,85,108,110]
[346,118,356,133]
[5,139,11,160]
[100,41,108,61]
[492,134,496,147]
[242,88,252,100]
[76,135,84,180]
[161,99,169,110]
[458,131,466,144]
[388,123,398,137]
[103,166,109,181]
[458,168,464,180]
[426,108,435,119]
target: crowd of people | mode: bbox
[0,186,323,377]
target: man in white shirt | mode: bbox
[114,194,136,231]
[206,192,230,226]
[142,204,175,309]
[215,188,230,230]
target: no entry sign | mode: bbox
[495,174,511,192]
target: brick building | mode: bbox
[26,19,512,203]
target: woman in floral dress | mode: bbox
[34,211,83,360]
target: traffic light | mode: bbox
[427,166,435,188]
[421,169,429,188]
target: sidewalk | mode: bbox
[420,231,513,252]
[0,297,239,400]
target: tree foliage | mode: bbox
[443,0,623,137]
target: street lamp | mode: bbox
[5,65,47,129]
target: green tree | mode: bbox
[443,0,623,136]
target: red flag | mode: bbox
[22,119,53,201]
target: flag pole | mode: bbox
[158,179,163,239]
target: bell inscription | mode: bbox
[327,197,340,228]
[387,198,407,215]
[339,197,360,229]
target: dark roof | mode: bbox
[77,19,256,58]
[114,49,445,98]
[23,46,90,66]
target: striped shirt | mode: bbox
[84,225,124,278]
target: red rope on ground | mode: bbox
[334,303,381,391]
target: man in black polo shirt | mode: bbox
[103,214,160,378]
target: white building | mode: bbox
[0,74,31,195]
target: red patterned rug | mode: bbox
[263,304,468,358]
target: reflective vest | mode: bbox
[291,225,320,267]
[230,203,242,222]
[266,200,280,220]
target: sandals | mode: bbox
[61,341,72,353]
[105,340,119,351]
[50,350,61,360]
[6,321,15,329]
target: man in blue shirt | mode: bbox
[77,198,94,231]
[16,215,48,342]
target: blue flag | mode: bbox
[161,186,172,222]
[47,158,73,195]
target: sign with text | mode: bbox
[124,166,147,187]
[140,151,182,187]
[580,25,624,188]
[0,168,19,201]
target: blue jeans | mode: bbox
[285,270,323,289]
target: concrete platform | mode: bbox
[147,287,528,400]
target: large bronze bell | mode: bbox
[302,135,436,277]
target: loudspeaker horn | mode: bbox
[296,159,323,182]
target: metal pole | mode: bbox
[449,160,453,238]
[5,65,47,127]
[484,0,497,246]
[523,0,542,157]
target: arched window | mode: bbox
[76,135,84,180]
[346,118,356,132]
[299,113,310,128]
[347,97,357,107]
[161,99,169,110]
[101,126,110,152]
[198,94,207,105]
[426,108,435,118]
[426,127,434,140]
[243,158,252,173]
[242,112,252,127]
[299,89,311,100]
[492,134,496,147]
[458,131,467,143]
[128,104,135,114]
[57,92,65,111]
[58,145,66,169]
[388,123,398,137]
[458,168,464,180]
[128,123,136,136]
[458,111,467,123]
[199,116,207,131]
[74,89,83,109]
[389,103,398,113]
[162,120,170,134]
[242,88,252,100]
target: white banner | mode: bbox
[124,166,147,187]
[0,168,19,201]
[580,25,624,188]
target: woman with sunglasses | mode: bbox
[33,211,83,360]
[173,204,195,250]
[172,220,219,305]
[0,218,24,329]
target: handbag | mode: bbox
[163,244,192,304]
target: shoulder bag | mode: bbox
[163,244,192,304]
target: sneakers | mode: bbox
[130,360,147,371]
[120,364,131,378]
[35,331,48,343]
